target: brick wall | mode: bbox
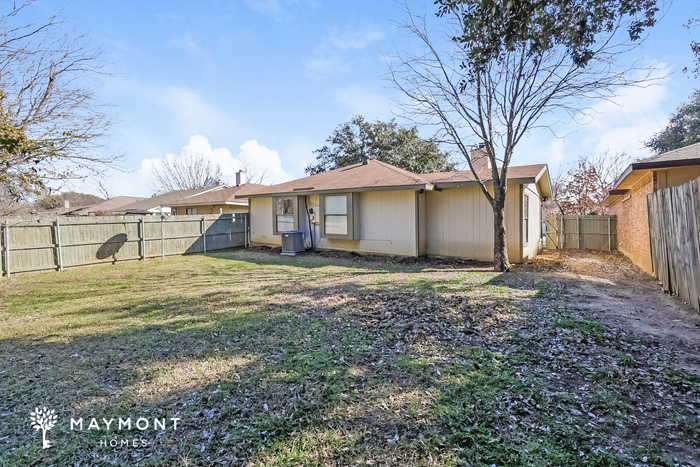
[609,172,653,274]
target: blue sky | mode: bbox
[34,0,700,196]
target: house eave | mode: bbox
[237,184,435,199]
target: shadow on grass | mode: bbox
[0,253,693,466]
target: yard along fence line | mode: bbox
[647,177,700,312]
[544,215,617,251]
[0,213,249,276]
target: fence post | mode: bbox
[2,219,8,277]
[577,216,580,249]
[202,216,207,254]
[161,216,165,260]
[55,218,64,272]
[140,217,146,260]
[560,216,564,249]
[607,216,611,251]
[243,214,248,248]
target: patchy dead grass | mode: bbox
[0,249,698,466]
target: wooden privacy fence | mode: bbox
[544,215,617,251]
[1,213,249,276]
[647,178,700,312]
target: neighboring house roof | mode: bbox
[236,160,552,199]
[72,196,144,215]
[115,187,222,214]
[169,184,259,207]
[603,141,700,205]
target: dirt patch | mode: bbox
[518,249,700,375]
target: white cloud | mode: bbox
[137,135,294,191]
[328,24,385,50]
[237,139,296,184]
[303,23,385,78]
[244,0,316,21]
[149,86,239,137]
[302,53,351,77]
[334,85,392,120]
[513,65,673,170]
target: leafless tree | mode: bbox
[149,150,228,194]
[239,153,269,185]
[550,151,633,215]
[0,0,119,200]
[95,180,113,200]
[387,4,656,270]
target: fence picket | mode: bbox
[0,213,249,275]
[544,215,617,251]
[647,177,700,312]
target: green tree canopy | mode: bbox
[436,0,659,69]
[305,116,456,175]
[645,90,700,154]
[0,93,60,201]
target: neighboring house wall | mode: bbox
[657,166,700,190]
[608,172,654,274]
[172,204,248,215]
[425,185,522,262]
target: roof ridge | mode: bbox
[371,160,430,184]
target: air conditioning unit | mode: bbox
[281,230,305,256]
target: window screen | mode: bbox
[524,194,529,243]
[324,195,348,235]
[274,197,296,233]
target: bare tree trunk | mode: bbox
[492,186,510,271]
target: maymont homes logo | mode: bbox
[28,405,181,449]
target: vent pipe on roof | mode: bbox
[361,155,370,165]
[236,170,247,186]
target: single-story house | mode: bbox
[71,196,145,216]
[236,149,552,262]
[169,182,258,215]
[110,186,225,216]
[603,142,700,274]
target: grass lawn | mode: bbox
[0,249,698,466]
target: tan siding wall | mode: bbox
[418,191,428,256]
[319,190,418,256]
[522,183,543,260]
[425,185,521,262]
[251,191,418,256]
[250,197,282,247]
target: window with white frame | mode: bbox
[273,196,298,234]
[523,194,529,244]
[320,194,354,238]
[186,207,197,215]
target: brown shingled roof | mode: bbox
[169,184,260,207]
[422,164,548,185]
[72,196,145,215]
[236,160,550,198]
[114,187,222,213]
[235,160,433,197]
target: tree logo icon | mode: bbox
[30,406,58,449]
